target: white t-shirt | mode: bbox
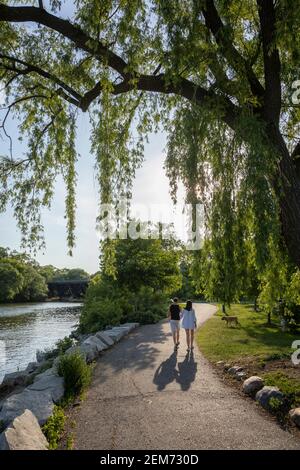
[181,308,197,329]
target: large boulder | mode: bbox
[82,336,107,353]
[52,356,61,371]
[235,371,247,381]
[95,331,114,347]
[242,376,264,396]
[63,342,98,364]
[105,329,124,342]
[227,366,246,380]
[0,389,54,426]
[114,326,131,334]
[26,362,39,374]
[228,366,243,376]
[255,386,285,410]
[121,322,139,330]
[92,335,108,350]
[289,408,300,428]
[79,343,98,363]
[0,409,48,450]
[0,370,29,389]
[27,373,64,404]
[65,345,87,361]
[33,367,57,381]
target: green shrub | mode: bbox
[79,236,180,333]
[66,433,74,450]
[125,286,168,324]
[264,352,292,362]
[79,278,124,332]
[56,336,74,354]
[269,397,284,411]
[58,352,92,399]
[263,371,300,407]
[80,278,168,333]
[42,406,65,450]
[80,298,123,333]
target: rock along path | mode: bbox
[71,304,300,450]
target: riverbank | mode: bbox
[0,322,139,449]
[0,302,81,384]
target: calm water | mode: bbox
[0,302,81,384]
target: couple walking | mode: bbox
[168,298,197,352]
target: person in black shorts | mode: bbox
[168,297,181,350]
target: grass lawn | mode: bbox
[197,303,297,362]
[197,303,300,408]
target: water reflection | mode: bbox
[0,302,81,383]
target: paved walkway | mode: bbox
[71,304,300,449]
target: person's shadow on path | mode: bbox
[153,351,197,392]
[176,351,197,391]
[153,351,178,391]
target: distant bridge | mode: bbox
[47,279,90,299]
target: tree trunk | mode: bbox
[254,297,258,312]
[267,311,271,325]
[222,303,226,314]
[267,125,300,268]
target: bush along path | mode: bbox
[62,304,300,450]
[0,323,139,450]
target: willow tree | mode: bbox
[1,0,300,269]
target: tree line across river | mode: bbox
[0,246,90,303]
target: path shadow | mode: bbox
[176,351,197,391]
[93,321,171,385]
[153,351,178,391]
[153,350,197,392]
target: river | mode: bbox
[0,302,81,384]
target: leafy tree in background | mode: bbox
[1,0,300,276]
[113,238,181,294]
[0,260,23,301]
[16,263,48,301]
[0,246,94,302]
[0,256,48,301]
[38,264,57,282]
[50,267,90,281]
[0,247,8,258]
[174,251,198,301]
[80,236,182,332]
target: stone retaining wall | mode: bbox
[0,322,139,450]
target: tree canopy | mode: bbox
[1,0,300,277]
[80,235,182,331]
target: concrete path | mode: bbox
[71,304,300,450]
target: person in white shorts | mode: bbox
[181,300,197,352]
[168,297,181,351]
